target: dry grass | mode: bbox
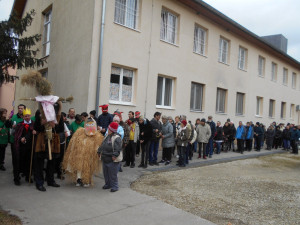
[0,209,22,225]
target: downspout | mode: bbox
[95,0,107,116]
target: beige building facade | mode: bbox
[12,0,300,125]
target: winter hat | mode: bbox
[113,115,120,123]
[201,118,206,123]
[135,111,141,118]
[181,120,187,127]
[99,104,109,113]
[108,122,118,133]
[113,109,123,118]
[139,115,144,120]
[256,122,260,125]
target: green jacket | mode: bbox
[70,121,84,134]
[0,120,9,145]
[10,114,24,143]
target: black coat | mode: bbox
[214,126,223,140]
[139,119,153,143]
[150,118,162,142]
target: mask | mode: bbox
[85,119,97,136]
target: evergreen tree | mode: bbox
[0,9,45,86]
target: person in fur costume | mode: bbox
[63,118,103,187]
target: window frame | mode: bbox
[238,46,247,71]
[216,88,227,114]
[190,82,204,112]
[283,68,288,86]
[156,76,174,108]
[193,25,207,56]
[258,56,265,77]
[114,0,139,30]
[281,102,286,119]
[160,8,178,45]
[292,72,297,89]
[42,10,52,57]
[290,104,295,119]
[235,92,245,116]
[256,96,263,117]
[269,99,275,118]
[218,37,229,64]
[271,62,277,82]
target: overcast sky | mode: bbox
[0,0,299,61]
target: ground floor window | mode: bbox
[156,76,173,107]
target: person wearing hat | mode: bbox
[138,115,152,168]
[196,118,211,159]
[97,104,113,135]
[98,122,122,192]
[14,108,36,185]
[254,122,264,151]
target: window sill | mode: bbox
[271,79,277,82]
[190,110,204,113]
[160,39,179,47]
[268,116,275,119]
[216,112,227,115]
[113,22,140,33]
[255,115,263,118]
[156,105,175,110]
[258,75,265,78]
[218,61,230,66]
[109,101,136,107]
[235,114,245,117]
[238,68,247,72]
[282,83,288,86]
[280,117,286,120]
[193,52,207,58]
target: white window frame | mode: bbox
[258,56,265,77]
[236,92,244,116]
[109,66,135,105]
[290,104,295,119]
[269,99,275,118]
[218,38,229,64]
[114,0,139,30]
[238,47,247,70]
[156,76,174,108]
[292,72,296,89]
[283,68,288,86]
[193,25,206,56]
[271,62,277,81]
[256,97,263,116]
[43,10,51,57]
[190,82,204,112]
[160,9,178,45]
[281,102,286,119]
[216,88,227,113]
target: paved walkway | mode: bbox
[0,145,285,225]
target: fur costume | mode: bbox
[62,127,104,185]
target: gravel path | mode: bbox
[132,153,300,225]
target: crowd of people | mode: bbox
[0,103,299,193]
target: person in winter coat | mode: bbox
[160,115,175,165]
[97,104,113,135]
[0,108,9,171]
[254,122,264,151]
[123,118,139,168]
[265,125,275,150]
[214,121,223,154]
[206,116,216,158]
[138,116,152,168]
[176,120,188,167]
[174,116,181,157]
[196,118,211,159]
[290,126,299,154]
[235,121,246,154]
[273,126,282,149]
[245,122,254,151]
[168,116,176,156]
[228,121,236,151]
[282,125,291,150]
[149,112,162,166]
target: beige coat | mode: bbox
[196,123,211,143]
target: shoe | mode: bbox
[138,164,144,168]
[130,163,135,168]
[83,184,90,188]
[48,182,60,187]
[154,162,159,166]
[165,161,170,165]
[76,179,83,187]
[0,165,6,171]
[209,155,212,158]
[159,160,165,163]
[179,164,186,167]
[110,189,118,192]
[123,164,129,167]
[102,185,110,189]
[119,167,123,172]
[203,156,207,159]
[149,163,154,166]
[198,155,201,159]
[241,151,244,154]
[143,165,148,169]
[176,163,180,166]
[36,185,46,192]
[14,179,21,186]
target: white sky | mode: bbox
[0,0,299,61]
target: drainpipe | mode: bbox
[95,0,107,116]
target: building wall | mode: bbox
[0,67,16,115]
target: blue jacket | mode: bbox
[290,129,300,141]
[207,121,216,139]
[246,126,254,140]
[97,113,113,133]
[236,125,246,140]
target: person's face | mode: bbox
[2,111,7,119]
[239,122,242,126]
[63,116,67,121]
[200,121,205,126]
[139,118,144,124]
[113,120,120,124]
[181,123,185,128]
[169,119,173,123]
[89,114,95,119]
[128,113,134,119]
[225,122,228,126]
[156,115,161,121]
[18,106,24,115]
[24,114,31,122]
[162,118,167,124]
[69,109,75,117]
[217,122,221,127]
[175,117,180,123]
[196,120,200,125]
[208,117,212,121]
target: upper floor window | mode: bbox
[258,56,265,77]
[160,9,178,45]
[110,66,134,104]
[283,68,288,86]
[193,25,206,56]
[43,10,51,57]
[114,0,139,29]
[271,62,277,81]
[190,82,204,111]
[292,72,297,89]
[218,38,229,64]
[156,76,174,107]
[238,47,247,70]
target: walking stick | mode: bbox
[48,139,52,160]
[29,135,35,184]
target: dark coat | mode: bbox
[207,121,216,139]
[97,113,113,133]
[282,128,290,140]
[254,126,263,137]
[14,121,34,152]
[150,118,162,142]
[214,126,223,140]
[139,119,152,144]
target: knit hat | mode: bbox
[181,120,187,127]
[108,122,118,133]
[201,118,206,123]
[256,122,260,125]
[99,104,109,113]
[113,115,120,123]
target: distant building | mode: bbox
[12,0,300,124]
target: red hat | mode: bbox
[99,104,109,113]
[113,110,123,118]
[181,120,187,127]
[135,111,141,117]
[108,122,118,133]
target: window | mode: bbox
[236,92,245,115]
[292,72,297,89]
[218,38,229,64]
[156,76,174,107]
[114,0,139,29]
[43,10,51,56]
[258,56,265,77]
[109,66,134,103]
[238,47,247,70]
[271,62,277,81]
[190,82,204,111]
[281,102,286,119]
[193,25,206,56]
[160,9,178,44]
[216,88,227,113]
[290,104,295,119]
[283,68,288,85]
[256,97,263,116]
[269,99,275,118]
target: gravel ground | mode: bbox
[132,153,300,225]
